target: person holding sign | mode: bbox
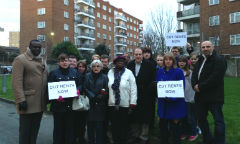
[155,52,186,144]
[84,60,109,144]
[48,53,82,144]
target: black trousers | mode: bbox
[19,112,43,144]
[53,111,75,144]
[109,106,129,144]
[74,111,88,141]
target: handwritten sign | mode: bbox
[165,32,187,47]
[48,81,77,100]
[157,80,184,98]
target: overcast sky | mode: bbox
[0,0,177,46]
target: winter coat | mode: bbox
[48,67,82,112]
[191,50,227,104]
[84,71,108,122]
[12,49,48,114]
[108,68,137,107]
[127,59,156,123]
[156,67,186,119]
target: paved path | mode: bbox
[0,100,53,144]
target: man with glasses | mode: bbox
[171,46,181,63]
[192,41,227,144]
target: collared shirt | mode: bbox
[135,61,141,76]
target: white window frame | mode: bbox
[97,2,100,8]
[97,33,101,38]
[109,17,111,22]
[109,8,111,13]
[37,21,45,28]
[64,36,69,41]
[64,24,69,31]
[64,11,69,18]
[64,0,69,6]
[37,0,44,1]
[103,5,107,11]
[229,12,240,24]
[102,24,107,30]
[103,15,107,20]
[209,0,219,5]
[37,35,45,41]
[38,8,45,15]
[209,36,220,46]
[97,22,101,28]
[230,34,240,45]
[109,35,111,40]
[102,34,107,39]
[109,26,111,31]
[97,12,100,18]
[209,15,220,26]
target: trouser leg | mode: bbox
[159,119,169,144]
[96,121,104,144]
[65,112,75,144]
[171,120,181,144]
[29,112,43,144]
[53,112,64,144]
[87,121,96,144]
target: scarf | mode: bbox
[111,67,125,106]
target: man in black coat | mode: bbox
[192,41,227,144]
[127,48,156,144]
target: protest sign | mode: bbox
[157,80,184,98]
[165,32,187,47]
[48,81,77,100]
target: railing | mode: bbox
[177,5,200,18]
[77,0,95,7]
[115,14,127,21]
[76,32,95,38]
[115,32,127,37]
[76,20,95,27]
[187,29,200,35]
[115,24,127,29]
[75,8,94,16]
[76,44,95,48]
[115,41,127,45]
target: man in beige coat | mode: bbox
[12,39,48,144]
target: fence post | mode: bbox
[2,74,6,93]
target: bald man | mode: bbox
[191,41,227,144]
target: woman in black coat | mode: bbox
[84,60,108,144]
[48,53,82,144]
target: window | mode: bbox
[103,5,106,11]
[127,25,129,28]
[97,2,100,8]
[64,37,69,41]
[134,35,136,38]
[134,42,136,46]
[127,33,129,36]
[109,35,111,40]
[97,33,100,38]
[130,33,132,37]
[130,18,132,22]
[209,36,220,46]
[37,21,45,28]
[209,0,219,5]
[97,22,100,28]
[230,34,240,45]
[134,20,136,24]
[209,15,220,26]
[37,35,45,41]
[109,26,111,31]
[37,0,44,1]
[127,17,129,21]
[64,24,69,31]
[38,8,45,15]
[229,0,235,1]
[230,12,240,23]
[64,11,69,18]
[103,15,107,20]
[103,34,107,39]
[102,24,107,30]
[64,0,69,6]
[134,27,136,31]
[109,17,111,22]
[97,12,100,18]
[109,8,111,13]
[130,26,132,30]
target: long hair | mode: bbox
[178,55,191,76]
[77,60,87,74]
[162,52,177,69]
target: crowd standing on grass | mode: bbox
[11,39,227,144]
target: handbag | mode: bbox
[72,95,90,111]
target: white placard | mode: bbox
[157,80,184,98]
[165,32,187,47]
[48,81,77,100]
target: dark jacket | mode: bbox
[84,71,108,121]
[127,59,156,123]
[48,67,82,112]
[191,50,227,104]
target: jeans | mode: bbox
[198,103,225,144]
[87,121,104,144]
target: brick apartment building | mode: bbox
[9,31,20,48]
[177,0,240,55]
[20,0,143,59]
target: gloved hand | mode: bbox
[18,101,27,111]
[57,96,64,102]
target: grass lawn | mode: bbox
[0,75,240,143]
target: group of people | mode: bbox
[12,39,227,144]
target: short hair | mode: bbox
[29,39,41,47]
[171,46,180,52]
[162,52,177,69]
[90,60,103,69]
[142,47,152,54]
[100,54,109,60]
[58,53,68,61]
[92,54,100,60]
[77,60,87,73]
[69,55,77,59]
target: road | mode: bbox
[0,100,53,144]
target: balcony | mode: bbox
[76,20,95,29]
[75,8,95,19]
[115,32,127,38]
[76,32,95,40]
[139,24,143,31]
[115,41,127,47]
[76,44,95,51]
[76,0,95,8]
[177,5,200,22]
[115,24,127,30]
[177,0,199,5]
[115,15,127,22]
[187,30,200,38]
